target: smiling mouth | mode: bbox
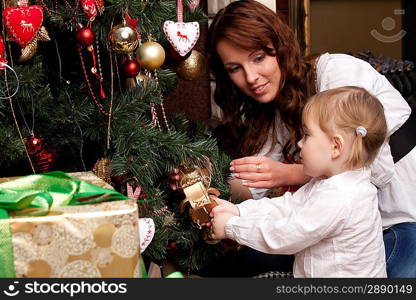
[252,82,269,95]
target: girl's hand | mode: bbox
[210,197,240,217]
[201,197,239,227]
[211,211,235,240]
[230,156,289,189]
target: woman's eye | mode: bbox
[227,66,240,73]
[254,54,266,63]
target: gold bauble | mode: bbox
[137,41,166,70]
[175,50,206,81]
[108,24,139,54]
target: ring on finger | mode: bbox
[256,163,261,172]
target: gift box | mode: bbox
[0,171,144,278]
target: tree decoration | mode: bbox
[92,157,112,184]
[108,22,139,55]
[75,26,95,48]
[0,0,231,273]
[186,0,200,13]
[2,1,50,62]
[163,0,199,57]
[137,40,165,70]
[3,3,43,48]
[177,165,218,225]
[168,43,191,62]
[0,36,7,69]
[175,50,206,80]
[80,0,104,20]
[122,58,140,77]
[25,136,58,173]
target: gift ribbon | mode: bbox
[0,171,130,278]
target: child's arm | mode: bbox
[235,181,311,218]
[221,187,350,254]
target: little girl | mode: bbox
[210,86,388,277]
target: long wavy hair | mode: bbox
[207,0,317,161]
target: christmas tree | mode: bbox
[0,0,231,273]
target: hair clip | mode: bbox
[356,126,367,137]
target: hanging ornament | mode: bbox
[25,136,58,173]
[163,0,200,57]
[3,3,43,48]
[175,50,206,80]
[75,26,95,48]
[80,0,105,20]
[187,0,200,12]
[168,241,177,254]
[92,157,112,184]
[126,71,149,89]
[136,73,149,88]
[137,40,165,70]
[2,1,50,62]
[126,180,147,200]
[122,58,140,77]
[76,21,107,113]
[177,165,218,225]
[127,182,141,200]
[0,36,7,69]
[18,26,49,62]
[108,22,139,54]
[26,135,44,155]
[124,9,139,31]
[168,43,191,62]
[95,0,105,14]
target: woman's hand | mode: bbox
[230,156,291,189]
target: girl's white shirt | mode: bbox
[227,168,387,278]
[249,53,414,229]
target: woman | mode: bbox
[173,0,415,277]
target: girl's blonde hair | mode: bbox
[302,86,387,169]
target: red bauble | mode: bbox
[26,136,44,155]
[25,136,58,173]
[122,59,140,77]
[75,27,95,47]
[168,241,177,252]
[34,148,58,173]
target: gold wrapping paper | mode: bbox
[5,200,141,278]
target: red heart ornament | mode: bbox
[3,5,44,48]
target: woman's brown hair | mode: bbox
[207,0,317,161]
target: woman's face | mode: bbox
[216,39,282,104]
